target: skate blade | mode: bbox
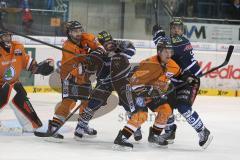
[83,134,97,138]
[74,135,83,141]
[112,144,133,151]
[167,139,175,144]
[44,137,64,143]
[201,135,213,149]
[0,126,23,136]
[148,142,168,149]
[74,134,97,141]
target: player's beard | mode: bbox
[70,34,82,45]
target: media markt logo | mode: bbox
[4,66,15,81]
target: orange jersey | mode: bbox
[131,55,181,90]
[0,41,31,86]
[60,32,103,83]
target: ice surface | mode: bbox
[0,93,240,160]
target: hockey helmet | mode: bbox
[0,30,12,52]
[170,17,183,27]
[156,37,173,52]
[170,18,184,36]
[0,30,12,37]
[65,21,84,43]
[66,21,84,33]
[97,31,113,45]
[97,31,116,52]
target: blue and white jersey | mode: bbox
[153,33,202,84]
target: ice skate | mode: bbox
[113,130,133,151]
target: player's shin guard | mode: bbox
[179,107,204,133]
[9,83,42,132]
[178,105,213,148]
[126,112,142,141]
[74,107,97,139]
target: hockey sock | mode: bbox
[78,107,94,128]
[52,117,64,126]
[122,126,134,139]
[178,105,204,133]
[165,114,175,133]
[152,125,163,136]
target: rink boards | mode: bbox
[20,42,240,97]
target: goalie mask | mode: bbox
[157,37,174,64]
[0,30,12,53]
[170,18,184,37]
[97,31,116,52]
[66,21,84,44]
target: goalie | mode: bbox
[0,30,54,133]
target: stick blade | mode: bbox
[224,45,234,65]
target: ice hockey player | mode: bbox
[44,21,104,140]
[113,37,181,150]
[97,31,142,141]
[74,30,137,140]
[0,30,54,133]
[152,18,213,149]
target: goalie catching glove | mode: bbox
[34,58,54,76]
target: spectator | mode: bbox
[0,0,7,8]
[21,0,33,34]
[227,0,240,19]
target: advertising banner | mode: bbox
[184,23,240,44]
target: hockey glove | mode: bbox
[178,72,199,86]
[35,58,54,76]
[152,24,166,45]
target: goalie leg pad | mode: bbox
[10,82,42,132]
[0,83,12,110]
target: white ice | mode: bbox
[0,93,240,160]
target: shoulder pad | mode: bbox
[81,32,95,41]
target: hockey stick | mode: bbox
[153,0,158,25]
[153,45,234,98]
[34,104,82,137]
[0,26,87,57]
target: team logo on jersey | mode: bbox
[4,66,15,81]
[172,37,183,43]
[14,49,22,56]
[136,97,145,107]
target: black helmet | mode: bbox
[0,30,12,53]
[66,21,84,34]
[0,30,12,37]
[97,31,113,45]
[156,37,173,52]
[170,18,183,27]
